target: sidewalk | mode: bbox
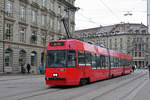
[0,72,44,76]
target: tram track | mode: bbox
[11,72,146,100]
[62,73,147,100]
[0,71,146,100]
[47,73,144,100]
[90,73,147,100]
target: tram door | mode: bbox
[78,51,86,78]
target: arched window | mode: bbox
[141,30,146,34]
[19,50,26,66]
[5,49,13,67]
[31,51,37,66]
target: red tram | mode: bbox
[45,39,132,85]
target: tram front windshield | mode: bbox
[46,50,76,68]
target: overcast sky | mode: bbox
[75,0,147,30]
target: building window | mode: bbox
[6,0,13,16]
[135,30,139,34]
[32,10,37,24]
[120,38,123,49]
[138,44,141,51]
[134,44,137,51]
[20,5,26,21]
[41,32,47,46]
[109,39,112,49]
[57,20,61,31]
[49,17,53,29]
[5,49,13,67]
[32,0,37,3]
[135,52,137,57]
[50,0,54,10]
[31,31,37,44]
[58,5,61,15]
[139,52,141,57]
[42,0,46,7]
[19,27,26,42]
[19,50,26,66]
[41,15,46,26]
[141,30,146,34]
[115,38,117,50]
[31,51,37,66]
[146,38,149,49]
[5,23,13,40]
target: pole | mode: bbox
[147,0,150,65]
[2,0,6,73]
[43,34,47,72]
[106,32,111,78]
[61,18,70,38]
[148,0,150,34]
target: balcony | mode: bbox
[41,6,48,12]
[31,1,40,9]
[57,0,77,11]
[48,9,56,16]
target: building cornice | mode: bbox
[30,24,39,29]
[19,0,29,4]
[18,21,28,26]
[4,16,16,22]
[0,40,44,49]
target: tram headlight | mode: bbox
[53,73,58,77]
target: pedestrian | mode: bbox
[135,65,137,70]
[132,65,135,72]
[27,63,31,73]
[148,64,150,79]
[39,64,43,74]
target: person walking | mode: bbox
[27,63,31,73]
[148,64,150,79]
[39,64,43,74]
[132,65,135,72]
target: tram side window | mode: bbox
[120,59,124,67]
[122,59,126,67]
[78,51,85,66]
[100,55,106,68]
[91,53,96,69]
[85,52,92,66]
[105,56,108,68]
[110,56,114,68]
[113,57,116,68]
[114,57,119,68]
[125,60,129,67]
[67,50,76,67]
[117,58,120,68]
[96,54,101,69]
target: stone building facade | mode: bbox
[75,23,150,68]
[0,0,76,73]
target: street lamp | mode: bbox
[41,32,47,72]
[123,11,133,23]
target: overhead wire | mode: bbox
[97,0,121,21]
[76,8,101,26]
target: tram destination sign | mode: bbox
[50,42,64,46]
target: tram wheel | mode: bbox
[79,78,88,85]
